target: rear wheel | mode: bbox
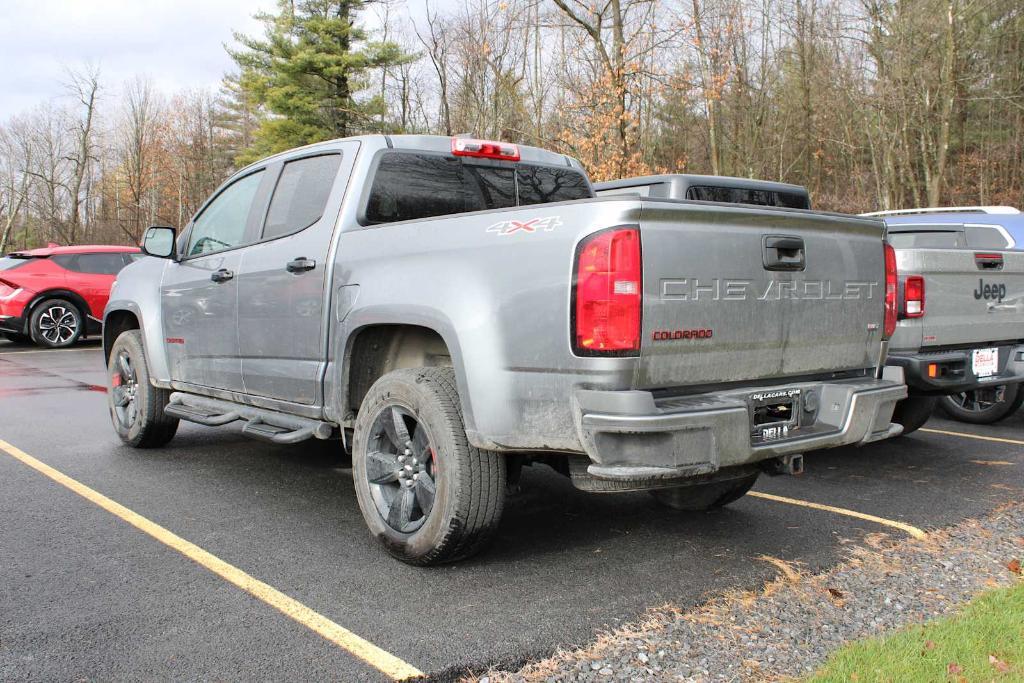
[650,470,760,511]
[892,396,938,436]
[30,299,82,348]
[937,383,1024,425]
[107,330,179,448]
[352,367,505,565]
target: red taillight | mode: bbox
[451,137,520,161]
[902,275,925,318]
[883,242,898,338]
[573,227,642,355]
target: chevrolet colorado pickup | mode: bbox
[862,215,1024,429]
[104,136,906,565]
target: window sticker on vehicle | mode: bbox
[485,216,562,236]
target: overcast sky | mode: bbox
[0,0,447,120]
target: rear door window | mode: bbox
[364,152,590,225]
[263,154,343,240]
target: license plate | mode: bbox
[750,389,800,443]
[972,347,999,378]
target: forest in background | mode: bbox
[1,0,1022,250]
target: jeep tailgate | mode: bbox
[636,202,885,389]
[895,249,1024,349]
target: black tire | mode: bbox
[29,299,83,348]
[107,330,179,448]
[892,396,938,436]
[650,471,759,511]
[352,367,505,566]
[937,383,1024,425]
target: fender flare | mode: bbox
[334,306,474,432]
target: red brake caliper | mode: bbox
[111,374,122,387]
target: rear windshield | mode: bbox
[364,152,592,225]
[685,185,810,209]
[0,256,33,271]
[886,231,966,249]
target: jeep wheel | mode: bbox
[30,299,82,348]
[892,396,938,435]
[938,384,1024,425]
[650,470,760,511]
[107,330,179,448]
[352,367,505,566]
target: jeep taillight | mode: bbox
[883,242,898,338]
[572,227,642,355]
[902,275,925,318]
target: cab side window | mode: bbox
[187,171,265,256]
[262,154,343,240]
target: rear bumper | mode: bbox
[887,344,1024,395]
[574,368,907,485]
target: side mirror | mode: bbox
[142,226,177,260]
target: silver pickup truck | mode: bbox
[865,217,1024,430]
[104,138,905,565]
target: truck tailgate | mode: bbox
[896,249,1024,348]
[637,202,885,389]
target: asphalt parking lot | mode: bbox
[2,340,1023,681]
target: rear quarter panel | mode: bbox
[329,198,644,451]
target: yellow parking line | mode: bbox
[748,491,928,540]
[920,427,1024,447]
[0,438,423,681]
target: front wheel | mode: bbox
[30,299,83,348]
[938,384,1024,425]
[891,396,938,436]
[107,330,179,448]
[352,367,505,566]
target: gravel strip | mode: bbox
[471,503,1024,683]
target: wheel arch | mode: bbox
[342,323,459,419]
[26,289,92,324]
[104,309,142,365]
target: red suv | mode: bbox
[0,245,141,348]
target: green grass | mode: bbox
[809,581,1024,682]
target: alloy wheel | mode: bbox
[37,305,78,345]
[111,351,139,429]
[364,405,438,534]
[947,389,999,413]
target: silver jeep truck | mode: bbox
[104,137,906,565]
[861,214,1024,430]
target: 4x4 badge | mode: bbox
[486,216,562,236]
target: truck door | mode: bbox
[162,168,270,393]
[236,142,358,405]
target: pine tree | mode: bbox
[229,0,412,159]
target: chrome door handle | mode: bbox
[210,268,234,283]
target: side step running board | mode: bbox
[165,392,334,445]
